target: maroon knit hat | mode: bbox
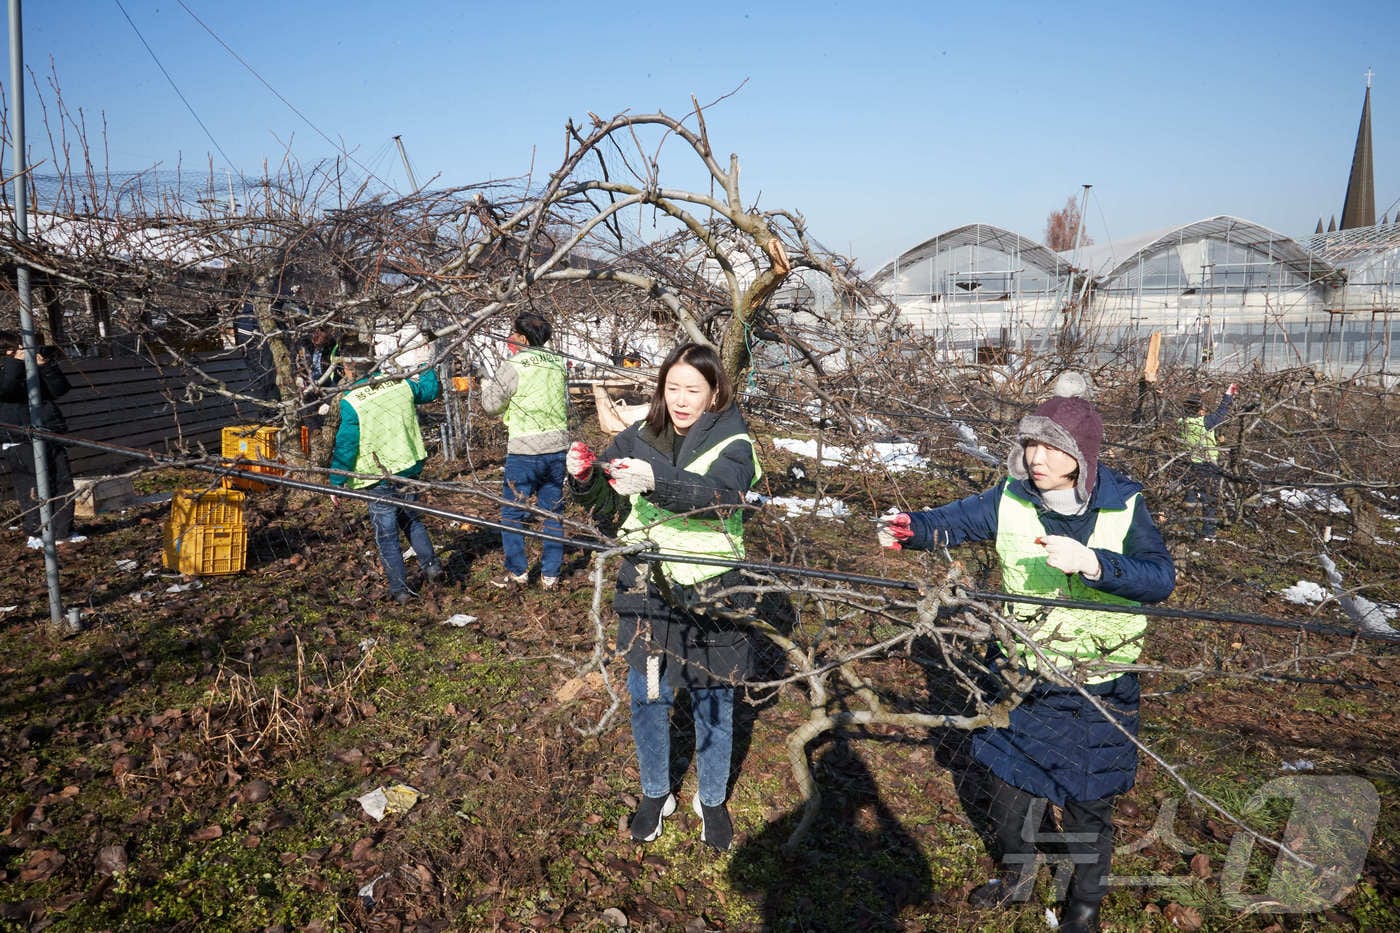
[1006,395,1104,499]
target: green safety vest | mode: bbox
[995,481,1147,679]
[1179,415,1219,464]
[618,433,761,586]
[343,379,427,489]
[503,348,567,440]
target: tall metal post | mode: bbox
[8,0,66,628]
[393,135,419,193]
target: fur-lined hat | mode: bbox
[1007,395,1104,499]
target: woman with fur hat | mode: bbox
[876,394,1174,933]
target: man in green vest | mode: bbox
[329,346,444,604]
[480,313,569,589]
[1178,384,1236,539]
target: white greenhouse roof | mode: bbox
[1306,221,1400,271]
[0,206,233,270]
[1067,216,1341,286]
[870,223,1073,286]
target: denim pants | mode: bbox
[1184,461,1220,536]
[367,481,436,596]
[627,665,733,807]
[500,451,566,578]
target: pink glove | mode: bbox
[1226,383,1238,397]
[606,458,655,495]
[877,513,914,549]
[566,441,596,480]
[1038,535,1101,579]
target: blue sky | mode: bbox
[9,0,1399,270]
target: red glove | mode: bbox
[877,513,914,549]
[566,441,596,480]
[1226,383,1238,397]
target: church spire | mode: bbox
[1341,70,1376,230]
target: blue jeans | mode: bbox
[627,665,733,806]
[1184,461,1219,536]
[501,451,566,577]
[367,482,437,596]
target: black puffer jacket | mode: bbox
[572,403,757,688]
[0,355,71,442]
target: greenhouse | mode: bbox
[871,215,1400,378]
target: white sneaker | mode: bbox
[62,534,88,544]
[489,571,529,589]
[25,536,44,550]
[541,576,559,590]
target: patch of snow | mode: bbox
[1318,553,1400,636]
[770,496,850,518]
[1281,580,1329,605]
[852,415,890,434]
[1281,759,1315,772]
[773,437,928,473]
[1275,488,1350,514]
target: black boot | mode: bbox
[967,872,1034,908]
[1059,899,1100,933]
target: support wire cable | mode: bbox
[112,0,238,175]
[173,0,399,195]
[12,422,1398,647]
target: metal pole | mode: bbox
[8,0,66,629]
[393,135,419,193]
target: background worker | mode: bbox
[480,312,569,589]
[294,323,342,435]
[0,330,84,548]
[329,346,444,604]
[1178,383,1237,539]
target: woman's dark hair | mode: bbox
[645,342,733,434]
[513,312,552,347]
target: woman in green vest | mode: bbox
[568,342,761,853]
[878,393,1174,933]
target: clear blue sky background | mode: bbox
[10,0,1399,270]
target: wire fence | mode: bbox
[3,349,1398,927]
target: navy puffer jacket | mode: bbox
[901,463,1173,804]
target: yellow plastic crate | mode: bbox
[221,424,285,491]
[222,424,280,461]
[170,488,245,529]
[162,523,247,575]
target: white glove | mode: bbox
[1039,535,1101,580]
[566,441,596,481]
[606,458,655,495]
[876,513,914,549]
